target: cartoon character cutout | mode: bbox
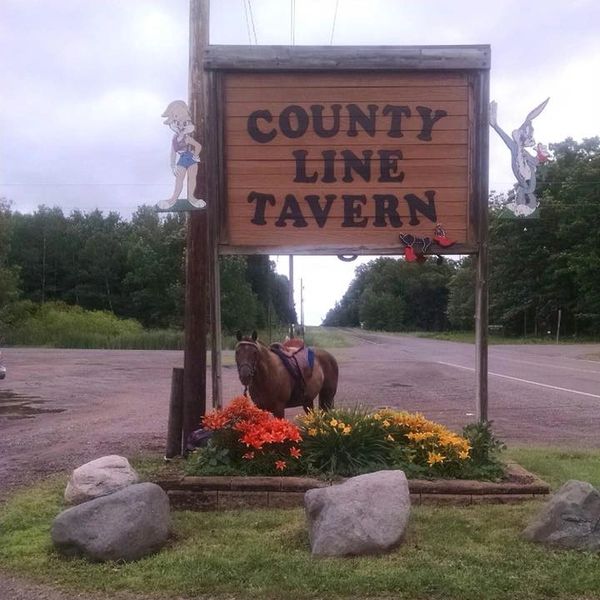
[158,100,206,211]
[489,98,550,216]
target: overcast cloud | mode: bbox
[1,0,599,324]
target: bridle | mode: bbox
[235,340,260,396]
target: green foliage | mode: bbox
[460,421,506,480]
[299,407,391,476]
[450,137,600,338]
[0,300,183,349]
[298,407,485,479]
[220,256,260,334]
[185,442,237,476]
[447,256,475,330]
[0,202,296,345]
[324,257,454,331]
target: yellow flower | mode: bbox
[308,428,318,437]
[382,419,390,428]
[386,434,395,442]
[337,421,346,430]
[373,413,382,421]
[407,431,434,443]
[427,451,446,466]
[458,450,470,460]
[342,426,352,435]
[329,418,338,427]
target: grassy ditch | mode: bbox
[1,300,351,351]
[1,448,600,599]
[414,330,600,345]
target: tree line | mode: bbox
[324,138,600,338]
[2,137,598,340]
[0,204,296,334]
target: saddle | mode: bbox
[269,339,315,406]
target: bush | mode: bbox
[187,396,304,476]
[460,420,506,480]
[299,408,475,479]
[298,407,390,476]
[1,300,183,349]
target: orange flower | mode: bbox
[289,447,301,459]
[275,460,287,471]
[242,451,255,460]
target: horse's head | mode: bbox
[235,330,259,387]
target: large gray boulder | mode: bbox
[65,455,139,505]
[52,482,171,562]
[523,480,600,550]
[305,470,410,556]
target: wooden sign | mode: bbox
[205,46,490,254]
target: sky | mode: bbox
[1,0,600,325]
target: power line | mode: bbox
[242,0,252,44]
[330,0,340,44]
[291,0,295,45]
[247,0,258,44]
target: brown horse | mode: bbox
[235,331,338,418]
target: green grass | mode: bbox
[222,326,352,351]
[303,326,351,348]
[3,448,600,599]
[507,447,600,490]
[3,301,184,349]
[413,331,600,345]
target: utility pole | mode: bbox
[182,0,210,448]
[288,255,295,338]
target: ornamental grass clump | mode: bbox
[298,407,390,476]
[187,396,303,475]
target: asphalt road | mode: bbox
[1,332,600,497]
[336,329,600,447]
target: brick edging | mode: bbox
[156,463,549,510]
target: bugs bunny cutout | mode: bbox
[157,100,206,211]
[489,98,551,216]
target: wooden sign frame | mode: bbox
[194,41,490,423]
[203,45,490,257]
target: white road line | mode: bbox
[490,354,600,375]
[436,361,600,400]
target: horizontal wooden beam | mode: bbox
[218,243,477,256]
[205,45,491,71]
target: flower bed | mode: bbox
[186,396,506,481]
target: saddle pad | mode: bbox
[270,344,315,384]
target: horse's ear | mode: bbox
[236,330,242,342]
[251,330,258,342]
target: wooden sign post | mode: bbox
[188,30,491,421]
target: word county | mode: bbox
[244,103,450,229]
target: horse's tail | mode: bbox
[316,349,338,411]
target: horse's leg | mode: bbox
[317,353,338,412]
[318,389,335,411]
[303,398,314,414]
